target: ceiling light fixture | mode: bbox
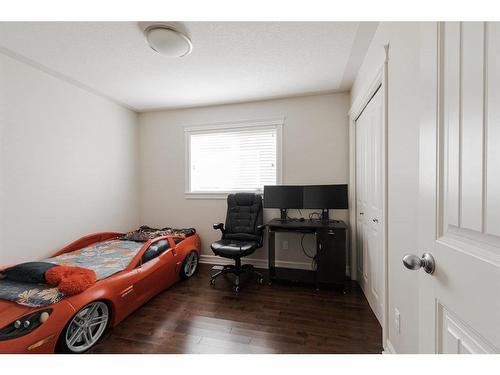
[144,24,193,58]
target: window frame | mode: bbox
[184,117,284,199]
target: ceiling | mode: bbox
[0,22,377,112]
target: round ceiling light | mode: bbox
[144,25,193,57]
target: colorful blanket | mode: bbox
[0,280,64,307]
[46,240,144,280]
[0,240,144,307]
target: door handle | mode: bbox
[359,212,364,215]
[372,218,379,223]
[402,253,435,274]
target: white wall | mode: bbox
[0,52,140,265]
[351,22,421,353]
[139,93,350,267]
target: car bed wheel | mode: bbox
[180,251,198,279]
[59,301,109,353]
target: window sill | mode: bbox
[184,192,228,200]
[184,191,263,200]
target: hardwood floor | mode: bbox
[89,264,383,354]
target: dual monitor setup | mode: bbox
[263,184,348,222]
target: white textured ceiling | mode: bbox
[0,22,377,112]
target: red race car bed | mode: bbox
[0,226,201,353]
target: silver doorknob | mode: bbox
[402,253,435,274]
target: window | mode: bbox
[185,118,283,197]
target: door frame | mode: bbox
[348,44,389,350]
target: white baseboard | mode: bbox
[383,339,397,354]
[357,267,363,281]
[199,254,313,270]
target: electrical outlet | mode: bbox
[394,308,401,334]
[282,240,289,250]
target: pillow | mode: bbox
[45,266,97,295]
[121,226,196,242]
[122,227,174,242]
[1,262,57,283]
[172,228,196,237]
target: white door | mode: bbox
[356,87,384,324]
[417,22,500,353]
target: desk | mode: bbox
[266,218,348,291]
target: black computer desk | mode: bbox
[266,218,349,292]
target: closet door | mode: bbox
[356,87,384,324]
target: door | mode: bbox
[356,86,384,324]
[134,250,176,304]
[417,22,500,353]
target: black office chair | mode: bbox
[210,193,265,292]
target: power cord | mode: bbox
[311,256,317,271]
[300,233,315,258]
[286,209,305,221]
[301,233,318,270]
[308,212,322,220]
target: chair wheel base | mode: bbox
[210,261,264,293]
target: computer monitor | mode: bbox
[263,185,303,221]
[303,184,348,221]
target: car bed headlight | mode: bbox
[0,309,52,341]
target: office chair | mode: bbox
[210,193,265,292]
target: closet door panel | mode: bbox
[460,22,485,232]
[487,23,500,236]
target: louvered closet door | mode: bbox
[418,22,500,353]
[356,87,384,324]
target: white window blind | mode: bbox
[187,124,280,193]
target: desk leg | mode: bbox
[268,230,276,284]
[314,232,319,291]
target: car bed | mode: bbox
[0,228,201,353]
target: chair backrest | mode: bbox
[223,193,263,242]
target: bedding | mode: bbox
[0,228,196,307]
[121,226,196,242]
[0,280,64,307]
[46,239,144,280]
[0,240,143,307]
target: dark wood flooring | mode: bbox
[89,264,382,354]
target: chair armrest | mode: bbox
[256,224,266,232]
[213,223,225,234]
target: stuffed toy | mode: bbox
[45,266,97,295]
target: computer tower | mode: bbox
[316,227,346,284]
